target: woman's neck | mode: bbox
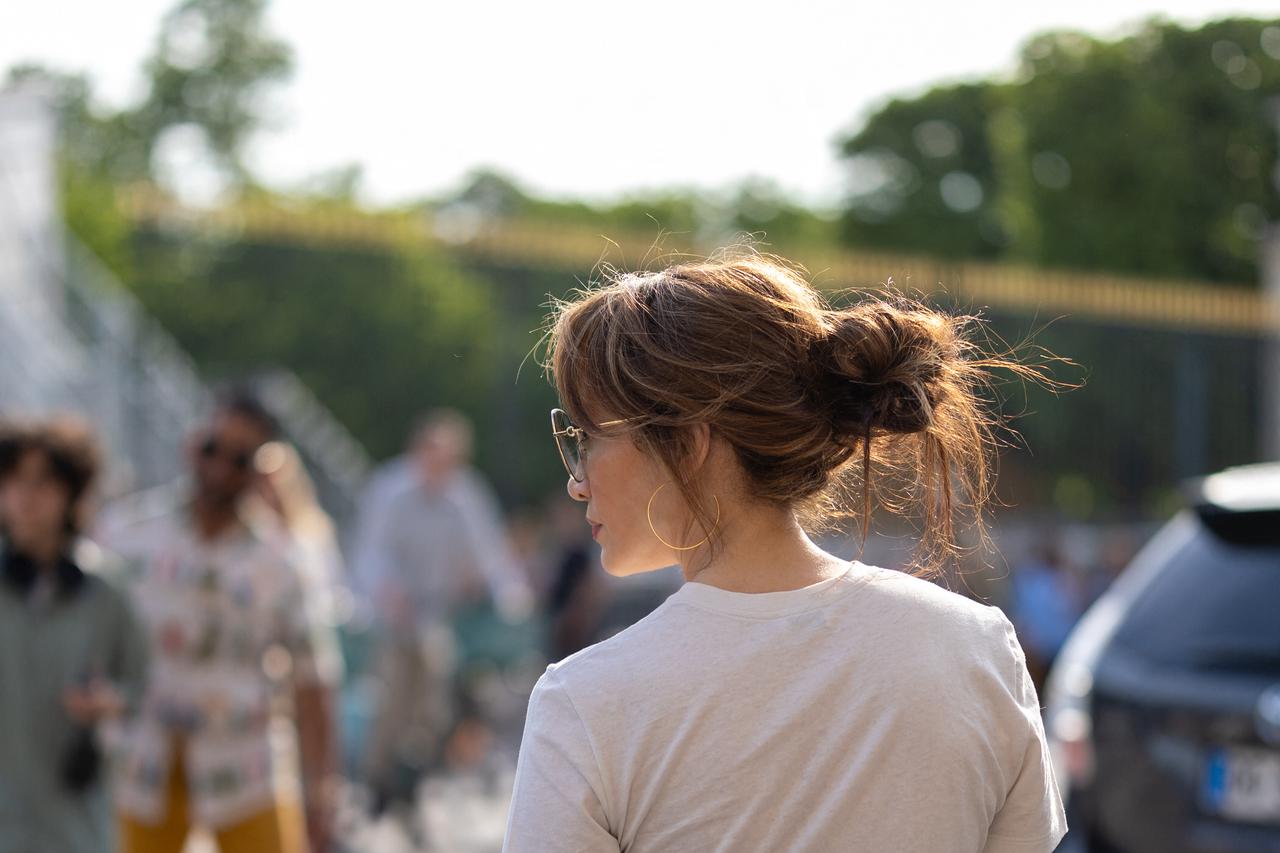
[680,504,849,593]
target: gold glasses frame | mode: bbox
[550,408,637,482]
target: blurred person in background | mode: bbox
[351,409,531,823]
[1009,540,1081,693]
[1080,529,1137,610]
[97,392,343,853]
[0,417,149,853]
[543,497,606,662]
[504,255,1065,852]
[249,440,347,631]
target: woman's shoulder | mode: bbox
[536,592,688,697]
[852,562,1009,627]
[851,563,1021,676]
[536,563,1018,712]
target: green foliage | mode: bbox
[136,0,292,183]
[60,165,134,280]
[1002,20,1280,281]
[834,34,1275,517]
[437,169,837,254]
[126,229,499,462]
[13,0,291,198]
[838,17,1280,283]
[723,178,840,249]
[840,82,1006,259]
[20,2,1277,519]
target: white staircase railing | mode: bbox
[0,82,372,519]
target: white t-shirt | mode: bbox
[503,562,1067,853]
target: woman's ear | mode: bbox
[687,423,712,474]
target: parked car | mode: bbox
[1046,462,1280,852]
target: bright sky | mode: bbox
[3,0,1277,207]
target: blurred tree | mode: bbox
[1001,20,1280,281]
[441,169,837,257]
[14,6,1274,516]
[725,177,840,249]
[135,0,292,190]
[126,227,503,464]
[837,17,1280,283]
[838,82,1006,259]
[13,0,291,204]
[293,163,364,201]
[9,0,292,266]
[449,168,531,217]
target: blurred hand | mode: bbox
[63,678,125,724]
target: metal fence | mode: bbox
[120,196,1280,516]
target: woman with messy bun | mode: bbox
[503,254,1067,852]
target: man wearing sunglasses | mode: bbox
[97,392,342,853]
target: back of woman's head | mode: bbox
[547,252,1039,573]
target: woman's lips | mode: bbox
[590,523,603,540]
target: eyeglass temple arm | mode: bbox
[555,416,637,439]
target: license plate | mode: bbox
[1203,748,1280,824]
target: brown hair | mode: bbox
[546,252,1047,574]
[0,415,103,536]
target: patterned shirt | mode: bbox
[98,502,341,829]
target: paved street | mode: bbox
[345,769,516,853]
[182,767,516,853]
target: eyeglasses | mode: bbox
[199,436,255,472]
[550,408,635,482]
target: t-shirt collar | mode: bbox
[670,561,866,618]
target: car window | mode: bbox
[1111,521,1280,673]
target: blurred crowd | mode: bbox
[0,393,642,853]
[0,394,1134,853]
[998,533,1140,694]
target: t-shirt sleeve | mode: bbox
[503,670,619,853]
[983,610,1068,853]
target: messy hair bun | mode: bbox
[547,251,1045,573]
[813,304,957,438]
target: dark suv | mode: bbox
[1047,462,1280,853]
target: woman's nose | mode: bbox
[566,475,589,502]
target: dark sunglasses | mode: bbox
[199,437,254,472]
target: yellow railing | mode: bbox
[118,189,1280,336]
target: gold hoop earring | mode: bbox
[646,483,721,551]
